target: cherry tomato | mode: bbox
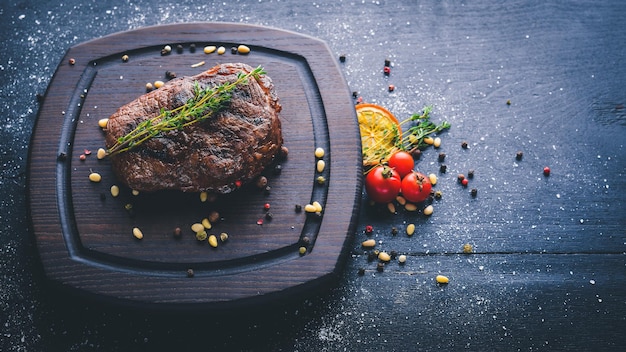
[401,171,432,203]
[387,151,415,178]
[365,165,402,203]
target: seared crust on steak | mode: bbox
[105,63,283,193]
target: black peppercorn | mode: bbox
[165,71,177,79]
[186,268,195,278]
[367,252,377,262]
[358,268,365,276]
[57,152,67,161]
[384,58,391,67]
[273,164,282,175]
[391,227,398,235]
[468,169,475,178]
[411,149,422,160]
[461,141,468,149]
[189,43,196,52]
[516,151,524,160]
[295,204,302,213]
[439,164,447,173]
[231,47,238,54]
[376,262,385,272]
[176,44,184,53]
[352,91,358,98]
[471,188,478,197]
[265,212,273,221]
[339,54,346,62]
[390,250,398,259]
[438,152,446,162]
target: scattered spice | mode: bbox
[388,84,395,92]
[463,243,473,253]
[294,204,302,213]
[461,141,469,149]
[376,262,385,272]
[543,166,551,176]
[339,54,346,63]
[365,225,374,234]
[173,227,182,237]
[516,151,524,160]
[121,54,129,62]
[439,164,447,173]
[383,66,391,75]
[176,44,184,54]
[69,58,76,65]
[186,268,194,277]
[461,178,469,187]
[384,58,391,67]
[471,188,478,197]
[358,268,366,276]
[468,169,475,179]
[438,152,446,162]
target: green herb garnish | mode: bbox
[107,65,266,156]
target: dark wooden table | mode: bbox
[2,1,624,351]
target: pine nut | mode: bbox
[98,118,109,128]
[316,160,325,173]
[110,185,119,197]
[201,218,212,229]
[423,205,434,216]
[208,234,218,248]
[436,275,449,284]
[96,148,107,160]
[203,46,216,54]
[378,252,391,262]
[406,223,415,236]
[237,45,250,54]
[88,172,101,183]
[314,147,325,158]
[217,46,226,55]
[362,239,376,248]
[428,173,438,185]
[404,203,418,211]
[191,223,204,233]
[132,227,143,240]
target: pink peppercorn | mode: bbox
[383,66,391,75]
[543,166,551,176]
[365,225,373,234]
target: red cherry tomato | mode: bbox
[387,151,415,178]
[401,171,432,203]
[365,165,402,203]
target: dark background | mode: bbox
[1,1,625,351]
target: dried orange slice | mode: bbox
[356,103,402,167]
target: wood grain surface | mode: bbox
[28,23,362,307]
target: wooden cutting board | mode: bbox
[28,23,362,308]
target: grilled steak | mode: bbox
[105,63,283,193]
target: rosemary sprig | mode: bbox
[107,65,266,156]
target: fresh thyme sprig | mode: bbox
[107,65,266,156]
